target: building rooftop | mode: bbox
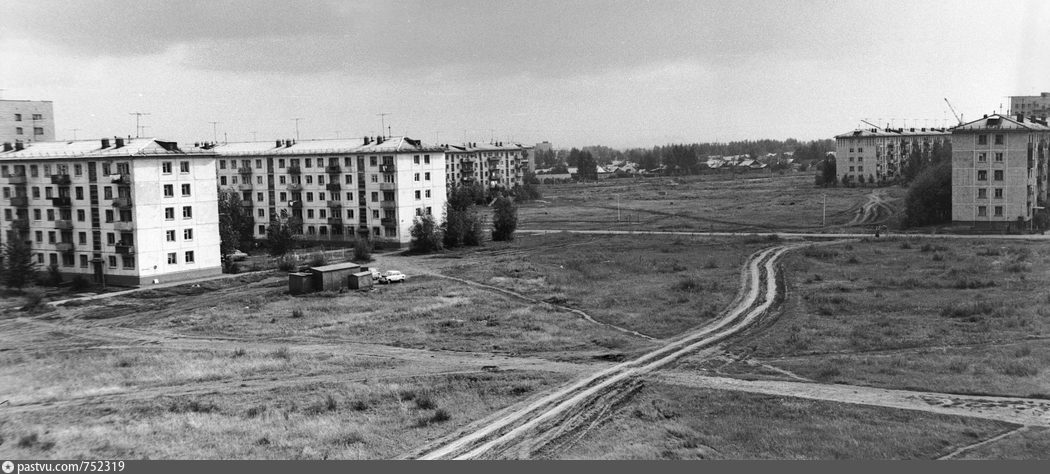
[835,127,952,139]
[442,142,532,153]
[206,136,443,156]
[952,114,1050,132]
[0,138,208,161]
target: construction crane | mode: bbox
[860,119,882,130]
[944,98,963,125]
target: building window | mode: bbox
[994,152,1003,162]
[424,155,430,164]
[164,207,175,220]
[977,188,987,199]
[370,156,377,166]
[415,190,421,200]
[425,190,431,198]
[182,206,193,219]
[307,209,314,219]
[994,188,1003,198]
[32,114,41,120]
[219,160,227,170]
[258,225,266,234]
[15,127,22,135]
[977,170,987,181]
[424,172,431,180]
[104,187,113,200]
[994,206,1004,217]
[107,233,115,245]
[121,256,136,272]
[258,208,265,217]
[414,173,420,181]
[977,135,987,145]
[166,230,176,242]
[185,251,195,263]
[220,176,227,186]
[372,210,380,219]
[79,232,87,244]
[77,209,86,221]
[994,134,1004,145]
[164,184,174,197]
[109,256,117,268]
[181,184,191,196]
[14,114,21,121]
[306,192,313,202]
[167,253,177,264]
[75,187,84,200]
[34,128,43,136]
[80,255,88,268]
[993,170,1003,181]
[162,162,172,174]
[978,153,986,162]
[371,192,378,202]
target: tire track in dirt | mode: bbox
[846,190,896,226]
[411,243,799,459]
[938,426,1032,460]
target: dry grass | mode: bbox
[0,370,569,460]
[554,383,1013,459]
[953,426,1050,460]
[726,238,1050,397]
[522,174,897,233]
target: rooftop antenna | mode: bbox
[376,113,389,138]
[291,118,303,141]
[208,121,220,143]
[129,112,151,138]
[69,128,81,140]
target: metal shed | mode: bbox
[307,262,361,292]
[348,271,374,290]
[288,272,315,295]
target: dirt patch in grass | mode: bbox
[726,239,1050,398]
[552,382,1013,459]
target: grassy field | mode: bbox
[721,238,1050,398]
[553,382,1013,459]
[441,233,773,339]
[521,174,901,232]
[954,426,1050,460]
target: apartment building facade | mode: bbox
[442,142,530,191]
[834,127,951,183]
[1,100,56,145]
[211,136,446,247]
[1009,93,1050,120]
[951,114,1050,230]
[0,138,221,286]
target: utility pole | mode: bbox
[291,118,303,141]
[69,128,81,140]
[129,112,150,138]
[208,121,220,143]
[822,193,827,227]
[376,113,389,138]
[616,193,621,222]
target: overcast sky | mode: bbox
[1,0,1048,149]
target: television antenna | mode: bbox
[129,112,151,137]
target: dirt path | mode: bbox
[846,190,896,226]
[650,372,1050,427]
[410,244,798,459]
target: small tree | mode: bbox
[409,214,443,253]
[492,196,518,241]
[266,214,298,257]
[352,237,372,262]
[2,239,37,291]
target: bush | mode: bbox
[307,253,327,267]
[901,162,951,228]
[276,256,296,272]
[352,238,372,263]
[492,196,518,242]
[70,275,91,291]
[20,288,45,312]
[414,393,436,410]
[291,309,304,318]
[232,348,248,358]
[409,214,444,253]
[46,264,63,287]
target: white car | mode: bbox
[379,270,406,284]
[368,268,381,281]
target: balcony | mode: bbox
[287,165,301,174]
[50,174,71,185]
[10,219,29,231]
[55,219,74,230]
[326,183,341,192]
[287,183,303,192]
[51,196,72,207]
[9,196,28,207]
[327,217,343,226]
[5,174,27,185]
[380,200,397,209]
[380,217,396,227]
[114,221,134,232]
[238,166,253,175]
[56,242,75,253]
[110,174,132,185]
[115,244,135,255]
[237,183,253,191]
[326,200,342,209]
[379,182,396,191]
[379,164,396,173]
[325,165,342,174]
[240,199,253,208]
[112,197,133,209]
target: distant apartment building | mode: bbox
[834,127,950,183]
[1009,92,1050,120]
[0,100,56,144]
[532,141,552,172]
[211,136,446,247]
[0,138,221,286]
[951,114,1050,230]
[442,142,530,190]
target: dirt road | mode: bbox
[411,244,797,459]
[846,190,896,226]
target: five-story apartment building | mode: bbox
[443,142,530,190]
[0,138,221,286]
[835,127,950,183]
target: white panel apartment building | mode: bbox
[1009,93,1050,120]
[0,100,56,145]
[951,114,1049,230]
[0,138,221,286]
[211,136,446,247]
[442,142,531,190]
[834,127,951,183]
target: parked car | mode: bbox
[379,270,406,284]
[226,249,248,261]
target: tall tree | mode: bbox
[492,196,518,241]
[2,238,37,290]
[217,189,254,258]
[409,214,443,253]
[265,213,298,256]
[576,150,599,180]
[820,155,837,187]
[902,161,952,227]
